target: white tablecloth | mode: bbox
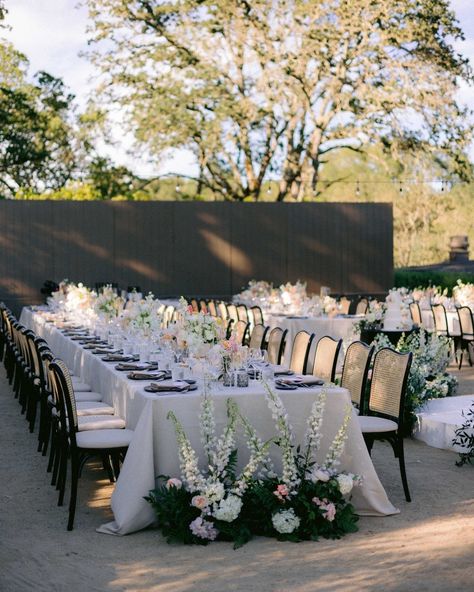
[21,308,399,536]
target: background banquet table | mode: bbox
[21,307,399,536]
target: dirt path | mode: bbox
[1,366,473,592]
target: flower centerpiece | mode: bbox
[146,383,360,547]
[121,292,162,337]
[453,280,474,309]
[166,298,227,357]
[94,285,125,321]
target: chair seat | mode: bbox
[358,415,398,433]
[78,415,126,431]
[76,428,134,449]
[71,377,92,392]
[76,402,115,416]
[75,391,103,402]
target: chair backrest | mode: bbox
[199,299,208,314]
[48,358,79,442]
[207,300,217,317]
[311,336,342,382]
[409,302,422,326]
[218,302,228,320]
[248,324,269,350]
[338,297,351,315]
[251,306,264,326]
[457,306,474,337]
[341,341,374,409]
[190,298,199,313]
[226,304,239,323]
[289,331,314,374]
[233,320,249,345]
[431,303,449,335]
[236,304,249,323]
[355,298,369,315]
[266,327,287,365]
[367,347,412,425]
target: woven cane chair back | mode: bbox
[289,331,314,374]
[312,336,342,382]
[341,341,374,407]
[368,348,412,421]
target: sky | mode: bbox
[3,0,474,179]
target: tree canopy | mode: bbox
[0,33,79,198]
[86,0,472,201]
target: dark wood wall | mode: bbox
[0,201,393,313]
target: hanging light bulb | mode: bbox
[399,181,403,193]
[355,181,361,196]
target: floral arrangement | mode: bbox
[354,300,384,334]
[234,280,274,305]
[121,292,163,335]
[452,402,474,467]
[166,298,226,355]
[453,280,474,309]
[371,329,457,432]
[146,383,360,547]
[93,285,125,321]
[279,280,307,309]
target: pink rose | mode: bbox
[323,502,336,522]
[191,495,209,510]
[273,484,289,501]
[166,478,182,490]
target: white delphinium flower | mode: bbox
[302,390,327,471]
[213,495,243,522]
[233,413,273,495]
[262,381,300,491]
[202,480,225,503]
[199,387,217,466]
[167,411,205,492]
[323,405,352,471]
[272,509,301,534]
[212,399,239,478]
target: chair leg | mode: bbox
[68,452,80,531]
[397,437,411,502]
[458,349,464,370]
[363,434,374,456]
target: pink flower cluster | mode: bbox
[189,517,218,541]
[273,484,289,502]
[312,497,336,522]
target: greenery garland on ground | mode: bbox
[452,402,474,467]
[145,383,359,548]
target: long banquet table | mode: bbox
[21,307,399,536]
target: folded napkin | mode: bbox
[101,354,136,362]
[93,347,119,355]
[278,375,325,387]
[145,380,193,393]
[127,371,166,381]
[115,362,159,372]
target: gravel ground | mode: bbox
[0,364,473,592]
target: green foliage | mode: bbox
[241,478,358,542]
[86,0,472,201]
[452,403,474,467]
[0,37,79,198]
[394,270,474,295]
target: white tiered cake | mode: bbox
[383,290,412,331]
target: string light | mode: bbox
[355,180,361,196]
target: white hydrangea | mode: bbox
[213,495,243,522]
[271,509,301,534]
[337,474,355,496]
[203,481,225,503]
